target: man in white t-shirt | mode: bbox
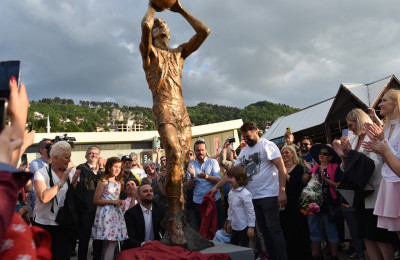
[234,122,287,260]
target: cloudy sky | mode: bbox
[1,0,399,109]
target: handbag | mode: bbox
[55,180,78,231]
[327,204,341,222]
[47,165,79,234]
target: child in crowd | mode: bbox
[92,157,128,260]
[226,166,255,247]
[284,128,299,152]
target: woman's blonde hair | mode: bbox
[281,145,300,165]
[382,89,400,128]
[345,108,372,135]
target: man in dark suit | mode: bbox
[123,183,166,249]
[75,146,105,260]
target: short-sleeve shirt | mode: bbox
[187,157,221,204]
[132,168,146,179]
[33,166,75,226]
[234,138,281,199]
[29,158,49,175]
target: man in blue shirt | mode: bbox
[187,140,224,231]
[29,138,52,173]
[27,138,52,220]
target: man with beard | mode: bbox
[75,146,105,260]
[123,184,166,249]
[212,122,288,260]
[187,140,223,230]
[299,136,314,166]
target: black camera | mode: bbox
[46,134,76,158]
[228,137,236,143]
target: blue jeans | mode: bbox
[253,196,287,260]
[308,212,339,243]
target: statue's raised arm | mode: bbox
[139,3,156,70]
[169,0,210,59]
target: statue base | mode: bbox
[161,212,214,251]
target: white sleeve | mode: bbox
[264,141,281,161]
[34,168,46,182]
[243,192,256,227]
[68,168,76,182]
[227,192,233,221]
[234,151,244,167]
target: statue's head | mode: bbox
[152,18,170,42]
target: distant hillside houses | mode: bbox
[33,112,44,119]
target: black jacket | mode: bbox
[339,150,375,190]
[75,163,101,214]
[123,202,166,249]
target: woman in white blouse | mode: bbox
[364,89,400,251]
[33,141,79,260]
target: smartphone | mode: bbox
[21,153,28,167]
[0,60,21,99]
[156,140,161,149]
[228,137,235,143]
[0,60,21,132]
[0,99,6,132]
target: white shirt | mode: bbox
[140,204,154,243]
[234,138,281,199]
[382,119,400,182]
[227,187,255,231]
[33,166,75,225]
[132,168,146,179]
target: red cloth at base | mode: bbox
[199,191,219,240]
[117,240,231,260]
[0,212,52,260]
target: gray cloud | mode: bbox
[1,0,399,109]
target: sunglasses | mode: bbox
[300,143,310,146]
[189,153,193,156]
[161,159,166,162]
[319,152,331,156]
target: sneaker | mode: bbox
[345,246,356,255]
[262,250,269,260]
[395,250,400,259]
[349,252,359,258]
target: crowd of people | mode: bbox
[1,76,400,260]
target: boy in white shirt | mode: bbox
[226,166,255,247]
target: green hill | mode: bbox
[27,97,299,133]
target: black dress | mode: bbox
[280,164,312,260]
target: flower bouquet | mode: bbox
[299,178,323,215]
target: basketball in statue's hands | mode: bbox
[151,0,176,11]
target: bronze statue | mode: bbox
[140,0,210,250]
